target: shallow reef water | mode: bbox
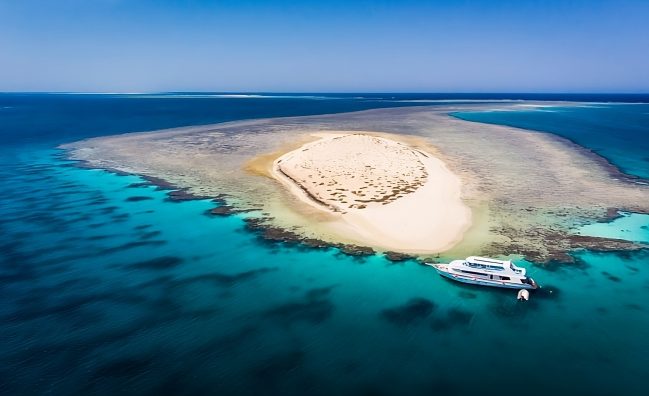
[578,212,649,243]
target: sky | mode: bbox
[1,0,648,93]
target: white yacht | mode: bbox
[427,256,538,290]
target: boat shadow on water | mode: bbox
[436,275,561,321]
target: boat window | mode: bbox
[500,276,510,281]
[459,270,488,277]
[510,263,523,273]
[466,262,503,271]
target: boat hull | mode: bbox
[432,264,537,290]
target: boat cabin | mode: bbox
[463,256,526,276]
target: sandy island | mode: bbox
[271,134,471,252]
[61,105,649,263]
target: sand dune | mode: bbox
[272,134,471,252]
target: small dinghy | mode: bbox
[517,289,530,301]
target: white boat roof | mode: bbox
[465,256,511,266]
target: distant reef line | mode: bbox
[453,114,649,187]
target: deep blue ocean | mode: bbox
[1,93,649,396]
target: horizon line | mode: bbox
[1,91,649,95]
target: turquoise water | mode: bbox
[578,212,649,243]
[2,94,649,395]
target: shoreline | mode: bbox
[64,154,649,264]
[60,105,649,263]
[269,133,472,253]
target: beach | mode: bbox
[271,133,470,252]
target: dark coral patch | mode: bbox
[305,285,336,300]
[430,308,474,331]
[264,286,335,325]
[384,251,416,262]
[111,213,130,222]
[125,196,154,202]
[124,256,183,270]
[99,206,119,214]
[101,240,167,255]
[127,182,152,188]
[139,230,162,240]
[625,303,644,311]
[458,291,477,299]
[174,267,278,289]
[380,298,436,327]
[601,271,621,282]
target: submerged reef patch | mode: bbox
[264,286,336,325]
[125,196,153,202]
[380,298,436,327]
[123,256,184,270]
[430,308,474,331]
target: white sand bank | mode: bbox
[272,134,471,252]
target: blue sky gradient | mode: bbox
[1,0,648,92]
